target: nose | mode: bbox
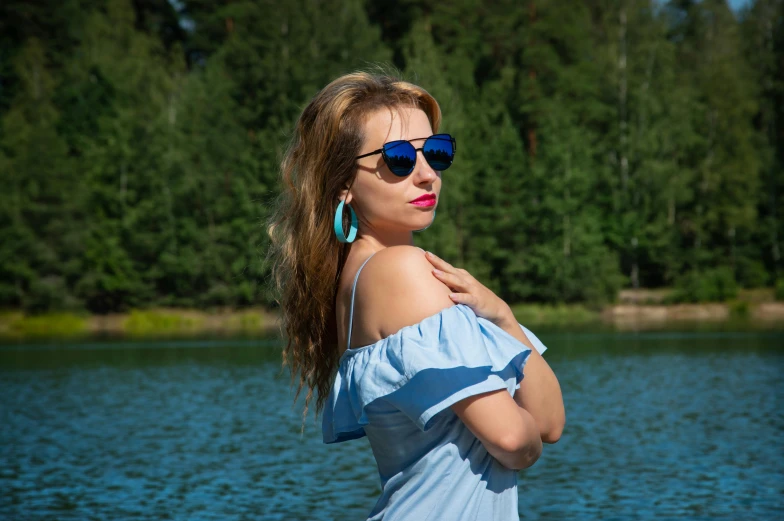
[414,150,438,183]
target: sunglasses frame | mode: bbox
[355,133,457,177]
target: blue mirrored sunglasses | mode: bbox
[355,133,456,177]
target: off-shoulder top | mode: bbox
[322,248,549,520]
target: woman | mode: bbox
[266,70,565,520]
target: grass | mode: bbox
[225,310,266,332]
[123,309,205,336]
[0,311,88,338]
[728,300,751,319]
[0,308,270,340]
[509,303,600,327]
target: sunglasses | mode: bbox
[355,133,456,177]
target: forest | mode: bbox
[1,0,782,314]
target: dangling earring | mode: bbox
[414,210,436,232]
[334,199,358,243]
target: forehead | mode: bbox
[362,106,433,145]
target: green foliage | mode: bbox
[509,303,599,328]
[735,258,771,288]
[670,267,740,303]
[0,0,782,313]
[124,309,204,335]
[728,299,751,318]
[775,279,784,301]
[1,312,88,338]
[226,311,266,332]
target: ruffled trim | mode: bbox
[322,304,544,444]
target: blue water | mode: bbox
[1,331,782,520]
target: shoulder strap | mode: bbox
[347,251,379,351]
[346,247,425,350]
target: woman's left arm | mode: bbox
[496,314,565,444]
[423,250,565,443]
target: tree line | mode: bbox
[1,0,782,313]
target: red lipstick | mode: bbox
[409,194,436,207]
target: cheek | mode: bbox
[361,186,408,219]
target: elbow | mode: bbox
[496,432,543,471]
[540,409,566,444]
[541,422,563,444]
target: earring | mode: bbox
[334,199,358,243]
[414,210,436,232]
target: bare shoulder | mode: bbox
[357,246,454,338]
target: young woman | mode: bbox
[266,71,565,520]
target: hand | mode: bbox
[424,251,514,327]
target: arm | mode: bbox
[495,314,565,444]
[421,248,564,448]
[451,389,542,470]
[363,246,543,469]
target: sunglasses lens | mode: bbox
[383,141,417,176]
[423,134,455,171]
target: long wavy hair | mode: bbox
[265,70,442,427]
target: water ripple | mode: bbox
[1,334,782,520]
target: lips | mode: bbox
[410,194,436,203]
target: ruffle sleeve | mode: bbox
[322,303,548,444]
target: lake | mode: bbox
[1,329,782,520]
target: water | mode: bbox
[1,330,782,520]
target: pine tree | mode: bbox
[667,0,761,279]
[65,0,178,311]
[741,0,784,284]
[0,39,79,311]
[511,0,623,303]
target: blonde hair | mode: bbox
[265,69,441,426]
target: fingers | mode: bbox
[425,252,479,310]
[449,292,476,306]
[425,251,458,273]
[432,268,465,290]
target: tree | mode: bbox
[0,39,80,311]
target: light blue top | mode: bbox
[322,250,549,521]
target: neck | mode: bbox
[353,226,414,251]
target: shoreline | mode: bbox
[0,308,281,340]
[510,301,784,332]
[1,300,783,340]
[602,302,784,330]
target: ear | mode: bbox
[340,173,359,205]
[338,187,352,206]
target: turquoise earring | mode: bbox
[334,199,358,243]
[414,210,436,232]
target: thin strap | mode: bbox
[346,247,425,350]
[347,252,379,350]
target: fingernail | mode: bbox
[433,269,442,275]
